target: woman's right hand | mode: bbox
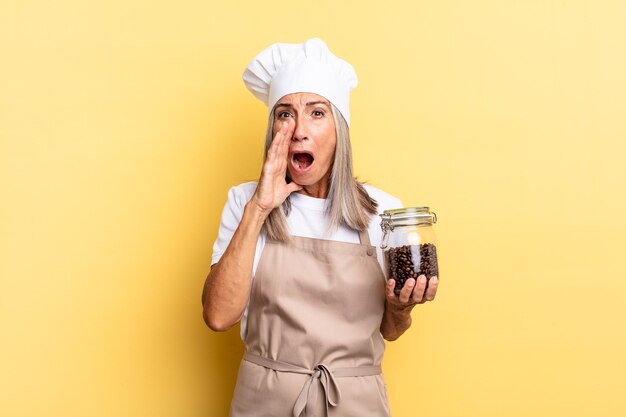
[250,122,302,214]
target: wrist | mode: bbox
[244,199,271,225]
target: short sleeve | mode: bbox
[211,186,246,267]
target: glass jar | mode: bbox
[380,207,439,295]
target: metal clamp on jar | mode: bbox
[380,207,439,295]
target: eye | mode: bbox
[277,111,293,119]
[312,109,325,117]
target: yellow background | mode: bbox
[2,1,625,416]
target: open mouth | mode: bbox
[291,151,315,172]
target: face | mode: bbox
[272,92,337,190]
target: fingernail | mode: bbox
[408,279,415,287]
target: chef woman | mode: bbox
[202,38,438,417]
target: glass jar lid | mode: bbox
[380,206,437,230]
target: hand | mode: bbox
[250,123,302,214]
[385,275,438,312]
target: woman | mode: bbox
[202,38,438,417]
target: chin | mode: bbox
[288,171,318,186]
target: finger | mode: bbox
[286,181,303,194]
[267,123,288,159]
[266,134,280,162]
[385,279,396,300]
[398,278,416,304]
[410,275,427,304]
[277,123,294,160]
[275,121,290,143]
[280,121,293,140]
[424,276,438,301]
[269,123,291,165]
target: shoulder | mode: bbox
[217,181,258,224]
[362,183,403,213]
[225,181,258,207]
[212,181,263,267]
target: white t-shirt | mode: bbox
[210,181,403,340]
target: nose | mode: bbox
[292,114,308,142]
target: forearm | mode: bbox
[202,201,269,331]
[380,302,413,341]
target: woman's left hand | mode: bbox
[385,275,438,311]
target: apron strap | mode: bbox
[244,352,381,417]
[358,228,371,246]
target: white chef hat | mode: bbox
[242,38,358,126]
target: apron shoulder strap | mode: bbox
[358,228,371,246]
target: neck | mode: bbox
[295,174,330,199]
[296,184,327,199]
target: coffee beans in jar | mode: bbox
[380,207,439,296]
[385,243,438,295]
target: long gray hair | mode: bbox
[261,104,378,242]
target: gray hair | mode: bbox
[261,104,378,242]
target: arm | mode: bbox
[202,122,301,332]
[201,201,270,331]
[380,275,439,341]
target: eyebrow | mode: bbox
[274,101,331,109]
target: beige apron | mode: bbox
[229,228,390,417]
